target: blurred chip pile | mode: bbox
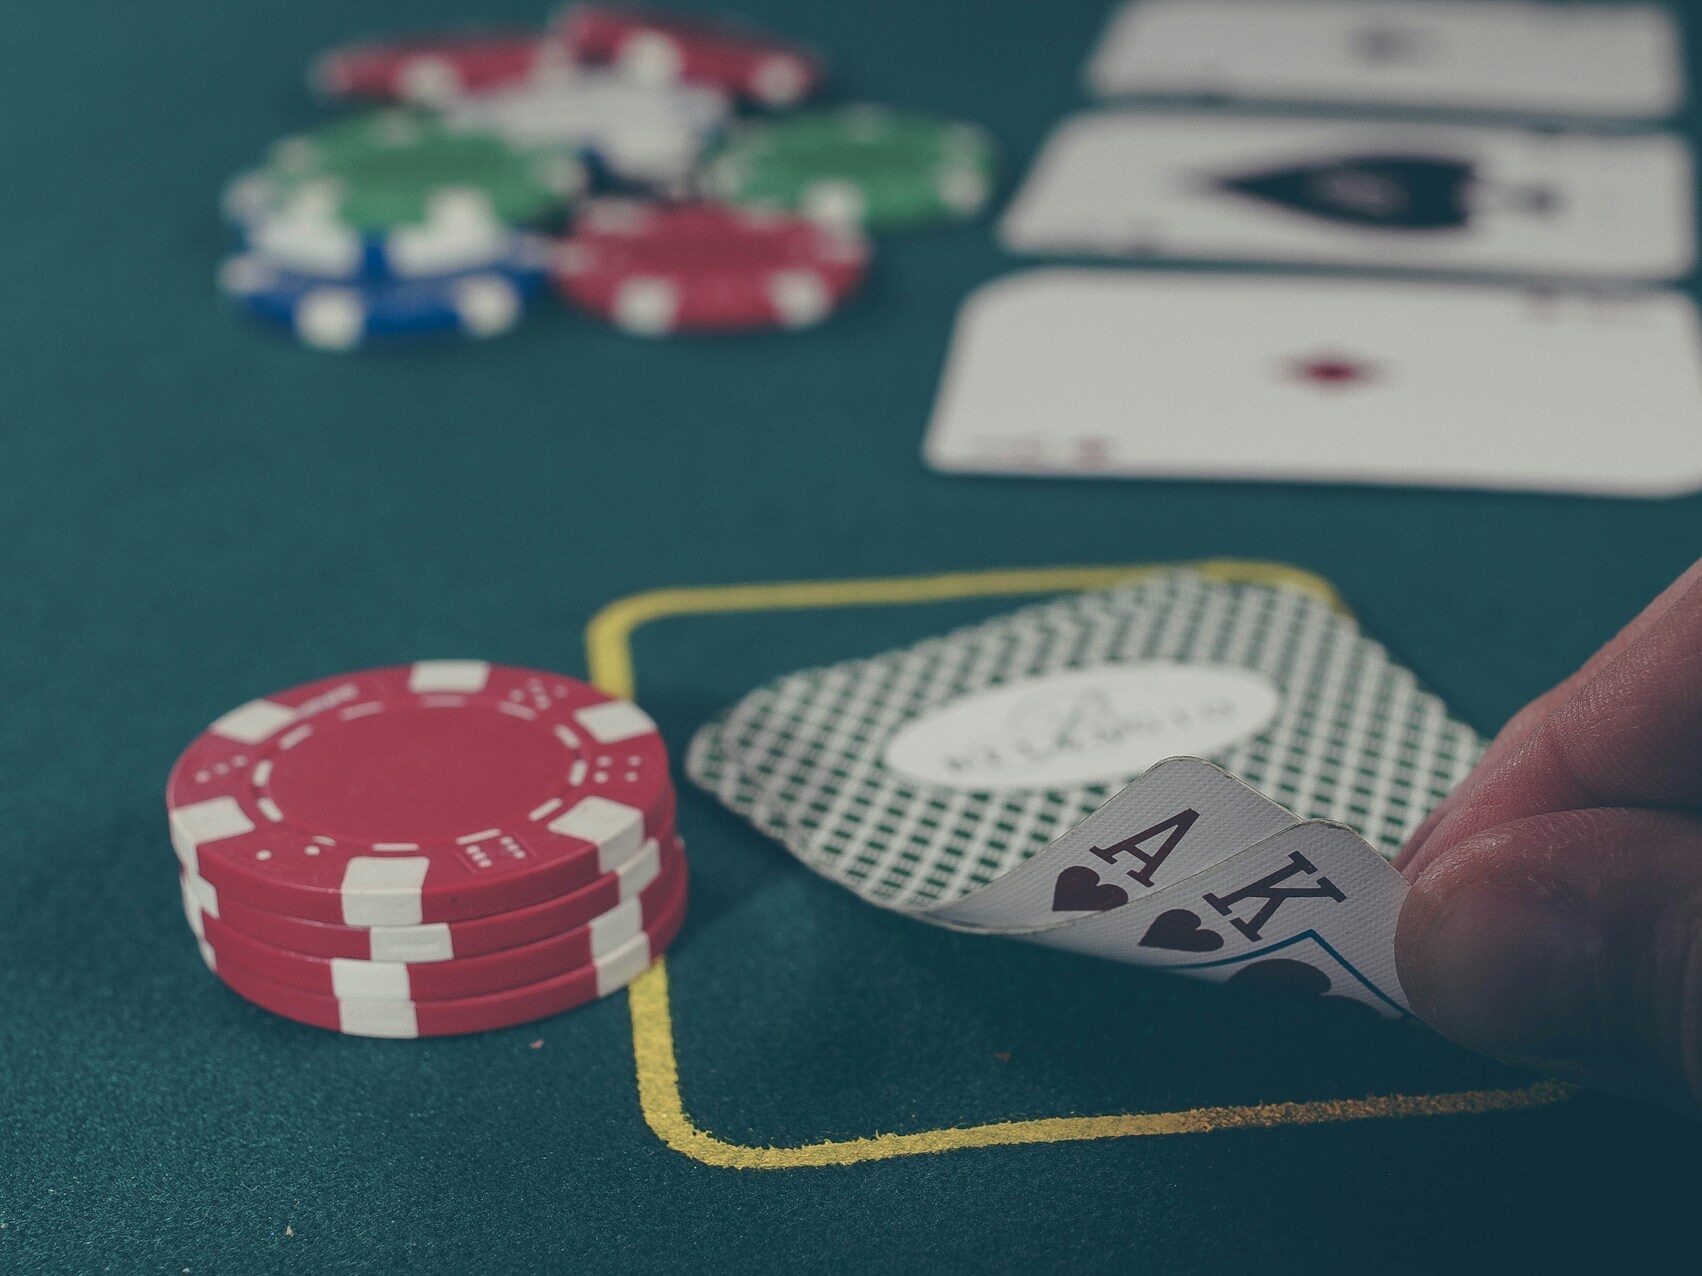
[218,4,998,349]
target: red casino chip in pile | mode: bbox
[167,660,687,1038]
[552,200,869,334]
[556,5,824,108]
[310,31,563,105]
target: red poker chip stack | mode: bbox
[167,661,687,1038]
[551,200,870,334]
[555,4,826,107]
[310,31,570,105]
[310,8,824,111]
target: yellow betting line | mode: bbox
[586,561,1572,1169]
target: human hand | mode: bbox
[1395,558,1702,1115]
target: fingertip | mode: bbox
[1396,845,1599,1066]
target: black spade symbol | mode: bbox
[1226,957,1333,996]
[1227,958,1382,1018]
[1217,155,1475,230]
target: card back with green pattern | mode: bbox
[686,570,1481,913]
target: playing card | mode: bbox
[998,111,1694,282]
[930,757,1297,933]
[1086,0,1683,121]
[687,570,1481,930]
[923,270,1702,499]
[1031,820,1412,1017]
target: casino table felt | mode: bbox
[2,0,1699,1271]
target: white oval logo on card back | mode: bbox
[882,663,1282,791]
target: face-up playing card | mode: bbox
[932,756,1298,934]
[1086,0,1683,121]
[923,270,1702,499]
[998,111,1694,282]
[1035,820,1412,1016]
[687,571,1481,952]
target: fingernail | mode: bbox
[1401,880,1599,1065]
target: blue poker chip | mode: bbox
[219,242,548,350]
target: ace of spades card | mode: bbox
[997,111,1694,282]
[687,570,1485,1017]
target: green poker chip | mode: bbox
[701,105,997,230]
[224,110,586,232]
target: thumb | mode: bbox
[1396,807,1702,1116]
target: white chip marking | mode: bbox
[398,55,461,105]
[170,796,256,849]
[803,181,866,227]
[179,882,206,940]
[613,277,680,335]
[368,923,455,964]
[182,870,220,917]
[339,858,431,926]
[338,1001,420,1038]
[296,288,367,351]
[452,275,523,338]
[257,797,283,823]
[547,795,643,867]
[248,210,361,277]
[251,759,272,787]
[769,270,831,327]
[752,56,808,107]
[619,32,685,84]
[937,166,989,215]
[220,172,274,223]
[529,797,564,822]
[331,959,413,1000]
[574,700,657,744]
[209,698,297,745]
[618,839,662,898]
[279,725,314,750]
[456,829,502,845]
[595,930,654,995]
[409,660,491,693]
[589,896,642,957]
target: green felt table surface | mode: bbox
[3,0,1700,1270]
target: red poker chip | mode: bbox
[187,842,686,1002]
[553,201,869,334]
[556,5,823,107]
[310,31,560,104]
[201,870,688,1038]
[167,661,675,927]
[184,829,682,963]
